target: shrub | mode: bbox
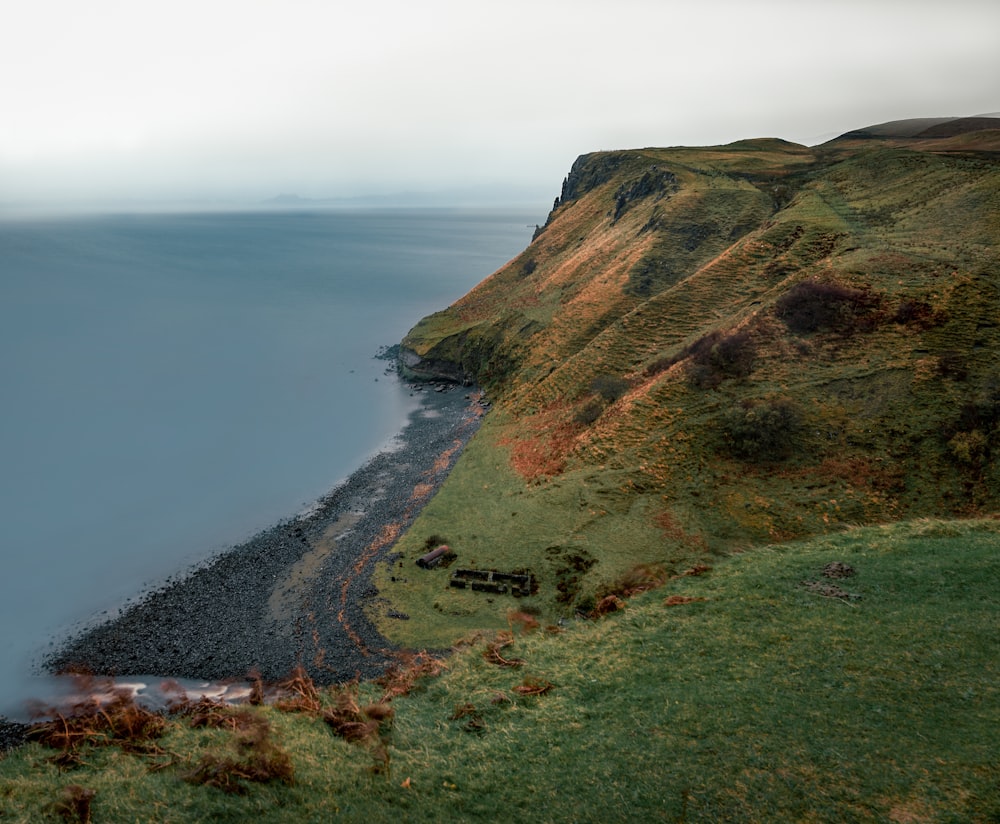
[689,329,756,388]
[893,298,936,326]
[945,380,1000,465]
[49,785,96,823]
[645,328,756,388]
[590,374,630,401]
[719,397,803,461]
[422,534,448,551]
[948,430,988,465]
[184,715,294,794]
[775,279,880,335]
[644,353,676,379]
[575,397,605,426]
[955,394,1000,434]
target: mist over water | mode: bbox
[0,207,539,717]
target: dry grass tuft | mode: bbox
[183,715,294,795]
[272,667,322,714]
[590,594,626,618]
[376,651,447,700]
[28,675,168,763]
[483,631,527,668]
[449,703,478,721]
[185,704,263,735]
[323,688,396,773]
[512,677,555,697]
[449,703,487,734]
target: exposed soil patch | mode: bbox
[799,560,861,600]
[800,580,860,600]
[546,546,597,606]
[822,561,856,579]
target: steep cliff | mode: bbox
[387,121,1000,644]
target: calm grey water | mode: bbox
[0,207,538,717]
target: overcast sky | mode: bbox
[2,0,998,210]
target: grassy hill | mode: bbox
[2,119,998,821]
[2,518,997,821]
[385,122,1000,646]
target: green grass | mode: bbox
[7,136,998,821]
[387,138,1000,642]
[370,412,679,648]
[4,518,998,822]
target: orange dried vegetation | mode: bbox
[656,509,710,551]
[184,713,294,794]
[431,439,463,474]
[512,676,555,697]
[410,482,435,502]
[590,594,626,618]
[376,651,447,700]
[507,610,540,634]
[272,667,323,714]
[28,675,168,763]
[483,631,526,668]
[502,412,582,481]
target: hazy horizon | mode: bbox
[3,0,998,213]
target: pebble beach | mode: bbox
[1,382,484,750]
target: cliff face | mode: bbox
[399,140,812,388]
[386,122,1000,639]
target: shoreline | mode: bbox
[14,382,483,718]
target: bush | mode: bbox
[893,298,936,326]
[645,329,756,388]
[590,374,630,402]
[573,375,631,426]
[719,397,803,461]
[945,380,1000,465]
[775,279,880,335]
[948,430,988,465]
[575,397,605,426]
[955,394,1000,434]
[689,329,756,388]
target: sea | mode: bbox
[0,206,540,718]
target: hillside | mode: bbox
[3,519,997,821]
[2,120,998,823]
[383,120,1000,645]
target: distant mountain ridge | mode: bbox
[832,114,1000,142]
[260,185,552,209]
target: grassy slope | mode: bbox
[4,130,998,821]
[377,136,1000,646]
[2,518,997,822]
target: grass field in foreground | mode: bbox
[1,518,997,822]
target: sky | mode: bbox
[2,0,998,211]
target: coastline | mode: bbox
[38,382,484,696]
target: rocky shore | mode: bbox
[40,382,484,697]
